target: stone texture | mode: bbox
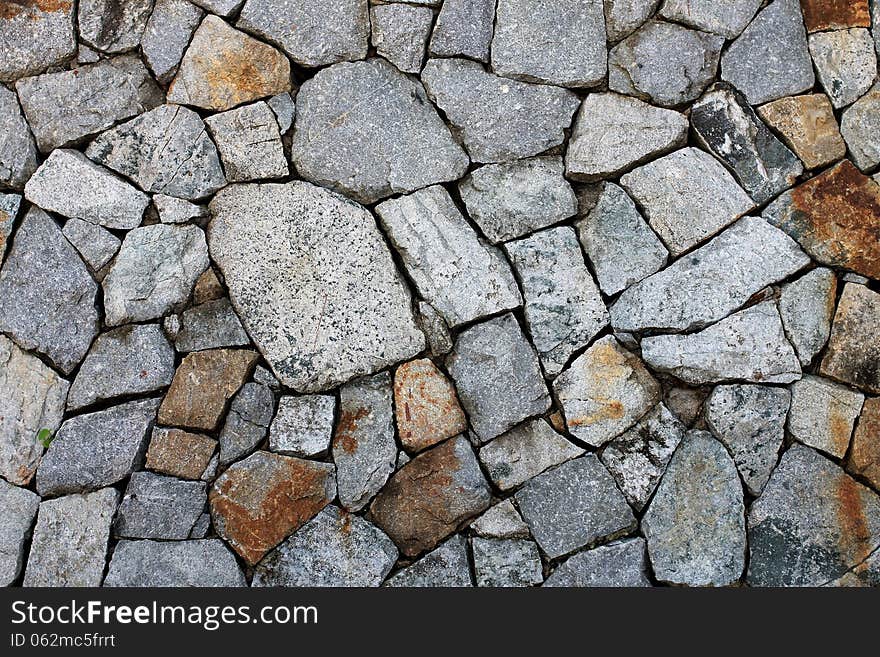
[415,302,453,357]
[61,219,120,273]
[779,268,838,366]
[210,451,336,564]
[848,397,880,490]
[205,101,288,182]
[544,538,651,587]
[788,376,864,459]
[79,0,153,53]
[175,299,250,352]
[659,0,761,37]
[114,471,206,539]
[217,381,275,465]
[757,94,847,170]
[841,83,880,170]
[104,539,245,586]
[370,3,432,74]
[269,395,336,459]
[421,57,580,164]
[0,0,76,81]
[821,283,880,394]
[801,0,871,31]
[142,0,204,83]
[209,181,425,392]
[429,0,494,62]
[472,538,543,587]
[385,535,472,587]
[0,86,38,189]
[267,92,294,134]
[471,500,530,539]
[809,29,877,109]
[0,479,40,586]
[604,0,659,41]
[146,427,217,480]
[190,0,243,15]
[393,359,467,453]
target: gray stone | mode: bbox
[479,419,585,492]
[0,0,76,81]
[79,0,153,53]
[643,431,746,586]
[705,385,790,496]
[691,85,804,204]
[553,336,661,448]
[659,0,761,38]
[821,283,880,395]
[642,301,802,385]
[378,186,523,327]
[0,193,21,263]
[0,479,40,586]
[788,376,864,459]
[619,147,755,256]
[491,0,606,87]
[472,538,543,587]
[566,93,689,181]
[841,83,880,171]
[779,268,837,366]
[267,92,295,134]
[446,314,551,443]
[26,150,148,229]
[115,472,206,540]
[721,0,815,105]
[599,404,686,511]
[505,227,608,376]
[809,28,877,109]
[190,0,243,15]
[36,398,159,497]
[205,101,288,182]
[609,21,724,107]
[175,298,250,352]
[77,44,101,64]
[86,104,226,201]
[415,302,453,357]
[209,181,425,392]
[153,195,208,224]
[824,549,880,587]
[103,224,209,325]
[333,373,397,512]
[189,513,211,539]
[544,538,651,587]
[23,488,118,587]
[604,0,659,41]
[142,0,204,83]
[0,208,99,374]
[421,58,580,164]
[104,539,246,586]
[610,216,809,332]
[458,157,578,244]
[577,183,668,296]
[253,506,398,587]
[291,58,468,204]
[385,535,472,587]
[471,499,530,539]
[516,455,636,559]
[371,4,432,73]
[269,395,335,458]
[0,86,38,189]
[218,382,275,465]
[68,324,175,411]
[252,364,281,390]
[429,0,494,62]
[61,219,121,273]
[748,444,880,586]
[15,56,162,152]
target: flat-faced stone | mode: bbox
[0,86,38,189]
[659,0,761,37]
[175,299,250,352]
[0,479,40,586]
[415,302,453,357]
[209,181,425,392]
[472,537,543,587]
[210,451,335,564]
[757,94,848,169]
[429,0,494,62]
[841,83,880,170]
[779,268,838,366]
[801,0,871,31]
[61,219,120,274]
[370,435,491,557]
[394,359,466,453]
[104,539,245,586]
[604,0,659,41]
[848,397,880,490]
[0,208,99,374]
[205,101,288,182]
[446,314,551,443]
[79,0,153,52]
[544,538,651,587]
[0,0,76,81]
[821,284,880,394]
[114,471,206,540]
[291,58,468,203]
[809,28,877,109]
[269,395,335,458]
[385,534,472,587]
[192,268,223,305]
[146,427,217,480]
[142,0,204,83]
[789,376,864,459]
[421,57,580,164]
[159,349,258,431]
[370,4,432,73]
[217,381,275,465]
[471,499,530,539]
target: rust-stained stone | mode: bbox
[757,94,847,170]
[800,0,870,32]
[369,435,491,557]
[193,268,225,305]
[764,160,880,280]
[209,451,336,565]
[393,359,467,453]
[848,397,880,491]
[821,283,880,395]
[158,348,258,431]
[146,426,217,480]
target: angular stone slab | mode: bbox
[809,28,876,109]
[141,0,204,83]
[841,83,880,171]
[114,471,207,540]
[268,394,335,459]
[0,0,76,82]
[801,0,871,31]
[429,0,494,62]
[788,376,865,459]
[371,4,432,74]
[105,539,245,587]
[848,397,880,491]
[146,427,217,480]
[821,284,880,395]
[204,101,288,182]
[0,86,38,189]
[385,535,472,587]
[757,94,847,170]
[0,479,40,586]
[659,0,761,38]
[472,537,544,587]
[543,538,651,587]
[779,268,837,367]
[393,359,467,454]
[79,0,153,53]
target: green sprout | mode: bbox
[37,428,54,449]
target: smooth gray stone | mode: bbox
[175,298,250,352]
[61,219,121,273]
[114,472,207,540]
[544,538,651,587]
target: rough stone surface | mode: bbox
[142,0,204,83]
[269,394,336,459]
[841,83,880,171]
[61,219,120,273]
[79,0,153,53]
[820,283,880,394]
[809,28,877,109]
[427,0,493,63]
[604,0,659,41]
[788,375,864,459]
[104,539,245,586]
[472,537,543,587]
[175,298,249,352]
[415,302,453,357]
[0,87,38,189]
[393,359,467,453]
[801,0,872,31]
[0,479,40,586]
[205,101,288,182]
[370,4,432,74]
[0,0,76,82]
[779,268,838,366]
[114,471,206,540]
[385,535,472,587]
[146,427,217,480]
[659,0,761,38]
[544,538,651,587]
[757,94,848,169]
[217,381,275,465]
[848,397,880,491]
[471,500,530,539]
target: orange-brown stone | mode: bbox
[821,283,880,395]
[145,426,217,480]
[393,358,467,453]
[848,397,880,491]
[800,0,870,32]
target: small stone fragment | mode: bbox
[472,538,543,587]
[105,539,245,586]
[142,0,205,83]
[663,387,707,427]
[659,0,761,37]
[471,500,530,539]
[384,535,472,587]
[848,397,880,490]
[0,86,38,189]
[544,538,651,587]
[757,94,848,169]
[0,0,76,82]
[115,471,207,540]
[415,302,453,357]
[779,268,837,366]
[820,284,880,394]
[192,268,223,304]
[0,479,40,586]
[79,0,153,53]
[788,376,864,459]
[801,0,871,31]
[393,359,466,453]
[190,0,243,15]
[61,219,121,273]
[267,92,294,134]
[604,0,659,41]
[269,395,336,458]
[175,298,250,352]
[146,427,217,480]
[154,195,208,225]
[217,381,275,465]
[841,83,880,170]
[808,28,877,109]
[370,3,432,73]
[429,0,495,62]
[205,101,288,182]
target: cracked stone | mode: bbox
[471,500,530,539]
[385,535,472,587]
[114,471,207,540]
[841,83,880,171]
[788,375,864,459]
[79,0,153,53]
[0,86,38,189]
[472,537,543,587]
[659,0,761,38]
[0,0,76,82]
[61,219,121,274]
[429,0,494,62]
[190,0,243,15]
[544,538,651,587]
[0,479,40,586]
[604,0,659,41]
[205,101,288,182]
[848,397,880,491]
[146,426,217,480]
[809,28,877,110]
[175,298,250,352]
[105,539,245,586]
[393,359,467,454]
[757,94,848,170]
[142,0,204,84]
[217,381,275,465]
[370,3,432,74]
[779,268,838,366]
[821,284,880,394]
[269,394,335,459]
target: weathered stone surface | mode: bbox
[105,539,245,586]
[0,208,99,374]
[748,443,880,586]
[269,395,335,459]
[205,101,288,182]
[479,419,585,492]
[61,219,120,274]
[757,93,847,170]
[370,3,432,74]
[609,21,724,107]
[472,537,543,587]
[209,182,425,392]
[600,404,685,511]
[692,85,803,204]
[841,83,880,171]
[610,216,809,332]
[159,349,258,431]
[394,359,466,453]
[115,472,206,540]
[422,58,580,164]
[103,224,209,325]
[801,0,871,31]
[721,0,815,105]
[370,436,491,557]
[764,161,880,280]
[333,373,397,512]
[36,398,159,497]
[0,0,76,81]
[604,0,659,41]
[0,86,38,189]
[267,92,294,134]
[291,59,468,203]
[142,0,204,83]
[659,0,761,37]
[86,104,226,201]
[643,301,802,385]
[471,499,530,539]
[516,455,636,559]
[705,385,790,496]
[0,479,39,586]
[23,488,118,587]
[415,302,453,357]
[167,15,291,111]
[446,315,550,443]
[210,451,335,564]
[506,228,608,376]
[385,535,472,587]
[146,427,217,480]
[821,284,880,394]
[491,0,606,88]
[809,28,877,110]
[459,157,577,243]
[175,299,250,352]
[544,538,651,587]
[789,376,864,459]
[190,0,243,15]
[254,506,398,587]
[192,268,223,305]
[79,0,153,53]
[554,336,661,448]
[428,0,493,62]
[848,397,880,490]
[16,56,162,152]
[779,268,837,366]
[619,147,754,256]
[643,431,745,586]
[217,381,274,465]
